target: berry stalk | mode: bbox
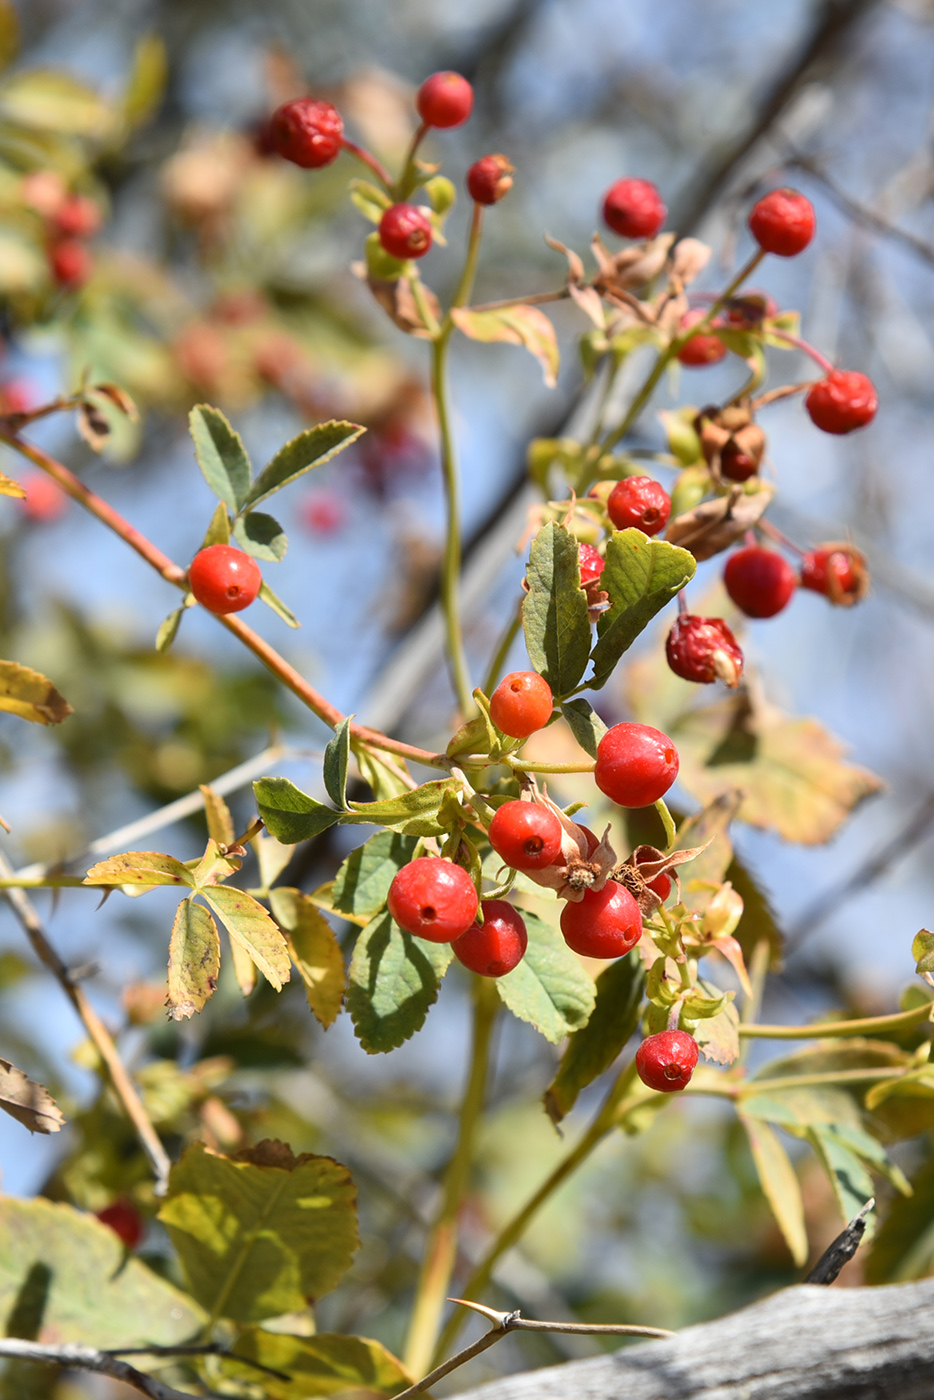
[431,329,475,719]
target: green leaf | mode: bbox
[259,579,300,628]
[201,499,230,548]
[345,778,460,836]
[270,888,346,1029]
[740,1115,808,1266]
[590,530,695,690]
[658,407,702,465]
[0,70,110,135]
[244,422,364,510]
[424,174,456,217]
[234,510,287,562]
[155,602,188,652]
[166,899,220,1021]
[230,1330,411,1400]
[0,1058,65,1135]
[544,952,644,1123]
[451,305,560,388]
[522,522,592,697]
[494,912,596,1044]
[0,659,72,725]
[0,1197,204,1346]
[84,851,195,890]
[201,885,291,992]
[561,698,608,759]
[254,777,340,844]
[0,1,20,72]
[158,1140,357,1323]
[323,716,352,810]
[347,910,452,1054]
[807,1124,875,1225]
[189,405,252,512]
[349,178,391,223]
[913,929,934,977]
[865,1155,934,1283]
[364,230,406,281]
[669,464,711,517]
[122,33,167,131]
[332,830,420,920]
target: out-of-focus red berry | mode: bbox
[416,72,474,128]
[269,98,344,168]
[677,309,728,367]
[16,471,68,522]
[378,204,433,260]
[301,491,345,535]
[748,188,816,257]
[602,178,666,239]
[50,240,93,289]
[805,370,877,435]
[96,1200,144,1250]
[53,195,102,239]
[723,546,796,618]
[467,154,514,205]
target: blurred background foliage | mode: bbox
[3,0,934,1393]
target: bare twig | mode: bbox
[0,1339,192,1400]
[109,1342,291,1382]
[391,1300,672,1400]
[0,849,172,1194]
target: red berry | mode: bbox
[720,440,759,482]
[805,370,877,435]
[378,203,433,260]
[724,545,796,619]
[50,239,93,288]
[578,542,605,586]
[666,614,743,687]
[635,1029,698,1092]
[467,153,514,205]
[387,857,479,943]
[301,491,345,535]
[677,309,728,367]
[602,178,666,240]
[96,1200,144,1249]
[416,71,474,128]
[800,545,867,605]
[560,881,643,959]
[53,194,102,239]
[606,476,671,537]
[489,801,563,871]
[594,722,679,808]
[0,379,35,414]
[748,187,815,257]
[269,98,344,169]
[188,544,262,615]
[17,471,67,523]
[452,900,527,976]
[646,871,671,902]
[489,671,553,739]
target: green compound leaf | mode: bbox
[201,885,291,992]
[258,580,300,628]
[345,778,460,836]
[522,521,592,698]
[244,422,364,510]
[254,777,340,844]
[495,912,596,1044]
[234,510,288,562]
[865,1154,934,1283]
[561,697,608,759]
[740,1114,808,1266]
[332,830,420,920]
[230,1330,411,1400]
[323,716,352,810]
[589,529,695,690]
[166,898,220,1021]
[270,887,346,1029]
[544,951,644,1123]
[0,1197,205,1347]
[347,909,453,1054]
[189,404,252,512]
[807,1124,876,1226]
[158,1140,357,1323]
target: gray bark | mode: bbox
[452,1278,934,1400]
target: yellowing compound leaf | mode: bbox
[158,1140,357,1322]
[230,1330,411,1399]
[0,1058,65,1134]
[0,471,25,498]
[166,899,220,1020]
[84,851,195,889]
[270,888,345,1028]
[201,885,290,991]
[200,784,235,846]
[0,1197,204,1346]
[0,659,72,724]
[451,304,559,387]
[740,1115,808,1266]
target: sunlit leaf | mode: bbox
[0,659,72,725]
[589,529,695,690]
[270,888,345,1028]
[230,1329,411,1399]
[201,885,290,991]
[84,851,195,889]
[254,777,340,844]
[234,510,288,562]
[345,778,460,836]
[544,952,643,1123]
[451,304,560,387]
[0,1058,64,1134]
[323,716,352,810]
[244,422,364,509]
[740,1114,808,1266]
[494,912,596,1044]
[189,404,251,512]
[522,522,591,697]
[348,910,452,1054]
[166,899,220,1020]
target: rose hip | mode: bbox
[606,476,671,536]
[748,188,816,257]
[724,546,796,619]
[602,178,666,239]
[452,901,527,976]
[560,881,643,959]
[489,800,563,871]
[188,544,262,615]
[805,370,877,435]
[416,72,474,128]
[467,154,514,205]
[269,98,344,168]
[635,1029,699,1092]
[677,310,728,367]
[387,857,479,943]
[489,671,553,739]
[378,204,433,260]
[800,544,868,606]
[594,723,679,808]
[666,614,743,687]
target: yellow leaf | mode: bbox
[202,885,290,991]
[270,888,345,1028]
[167,900,220,1020]
[0,659,72,725]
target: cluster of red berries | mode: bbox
[723,539,866,620]
[40,192,100,291]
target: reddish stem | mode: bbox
[759,518,806,558]
[0,429,448,771]
[767,329,834,375]
[340,138,393,189]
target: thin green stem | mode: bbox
[430,334,474,718]
[0,877,88,889]
[451,204,484,311]
[482,595,524,696]
[506,757,596,775]
[430,1057,638,1365]
[738,1004,932,1040]
[735,1067,906,1095]
[654,798,676,852]
[407,270,441,337]
[394,121,429,201]
[404,978,499,1376]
